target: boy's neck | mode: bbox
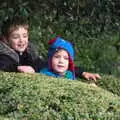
[53,71,66,77]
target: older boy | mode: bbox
[0,16,45,73]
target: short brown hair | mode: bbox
[1,16,29,37]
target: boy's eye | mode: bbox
[11,35,19,39]
[54,55,60,58]
[64,57,69,60]
[23,33,28,38]
[10,34,28,39]
[53,55,69,60]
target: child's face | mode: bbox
[8,26,28,53]
[51,49,69,76]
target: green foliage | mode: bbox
[79,73,120,97]
[75,33,120,75]
[0,72,120,120]
[0,1,120,119]
[97,74,120,96]
[0,0,120,33]
[0,0,120,76]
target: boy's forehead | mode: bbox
[8,25,28,33]
[55,49,68,54]
[7,27,28,38]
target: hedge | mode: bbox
[97,74,120,96]
[79,74,120,97]
[0,72,120,120]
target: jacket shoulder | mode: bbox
[0,41,19,63]
[0,54,17,72]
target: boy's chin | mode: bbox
[16,48,26,53]
[55,70,66,76]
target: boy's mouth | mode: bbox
[18,44,26,48]
[57,65,64,68]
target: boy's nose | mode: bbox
[59,57,64,62]
[19,36,24,42]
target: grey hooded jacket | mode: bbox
[0,41,46,72]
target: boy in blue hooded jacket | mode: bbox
[40,37,75,80]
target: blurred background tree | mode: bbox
[0,0,120,76]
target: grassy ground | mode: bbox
[0,72,120,120]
